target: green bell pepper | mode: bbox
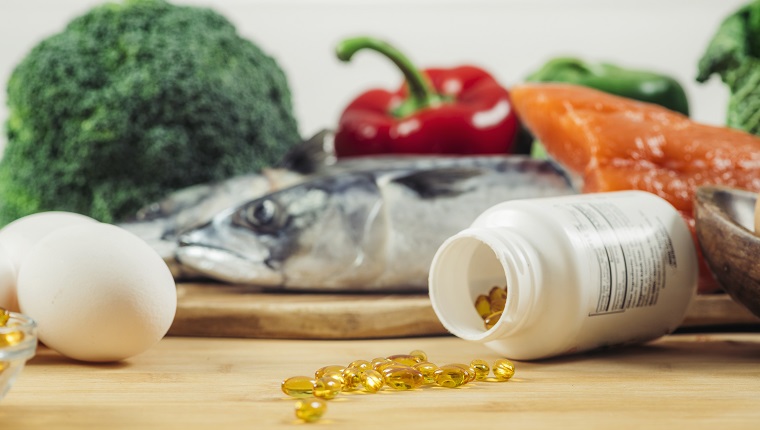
[525,57,690,116]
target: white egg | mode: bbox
[0,212,96,311]
[0,211,97,271]
[17,223,177,362]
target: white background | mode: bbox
[0,0,750,150]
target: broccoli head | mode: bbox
[2,0,301,224]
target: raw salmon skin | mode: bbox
[511,83,760,293]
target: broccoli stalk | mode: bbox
[2,0,300,224]
[697,0,760,135]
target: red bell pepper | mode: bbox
[334,36,520,157]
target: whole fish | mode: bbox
[122,129,568,280]
[175,156,576,291]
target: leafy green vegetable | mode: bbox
[2,0,300,225]
[697,0,760,135]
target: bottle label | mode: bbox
[559,200,678,315]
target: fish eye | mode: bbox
[240,199,279,231]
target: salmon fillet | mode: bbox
[511,83,760,293]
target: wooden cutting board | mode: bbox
[167,283,760,339]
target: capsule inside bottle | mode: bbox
[428,231,515,340]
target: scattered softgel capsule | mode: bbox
[320,370,344,387]
[409,349,428,362]
[382,366,424,390]
[360,369,385,393]
[315,365,344,379]
[450,363,476,383]
[312,377,341,400]
[371,357,392,369]
[281,376,314,398]
[434,365,467,388]
[493,358,516,381]
[295,398,327,423]
[413,362,439,384]
[387,354,423,366]
[347,359,372,371]
[341,367,362,392]
[470,359,490,380]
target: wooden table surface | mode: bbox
[2,332,760,429]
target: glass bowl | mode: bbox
[0,311,37,401]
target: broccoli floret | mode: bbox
[2,0,300,224]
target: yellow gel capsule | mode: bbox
[0,330,23,348]
[449,363,476,383]
[360,369,385,393]
[321,370,345,386]
[470,359,490,380]
[312,376,341,400]
[347,359,372,371]
[374,361,408,373]
[0,308,9,326]
[295,398,327,423]
[387,354,423,366]
[493,358,516,381]
[281,376,314,398]
[413,362,439,384]
[382,366,424,390]
[371,357,392,370]
[434,365,467,388]
[409,349,427,362]
[315,365,345,379]
[489,286,507,313]
[484,311,503,330]
[474,294,491,319]
[341,367,362,391]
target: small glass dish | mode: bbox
[0,311,37,401]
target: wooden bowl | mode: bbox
[694,186,760,318]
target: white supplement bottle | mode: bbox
[428,191,698,360]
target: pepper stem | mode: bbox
[336,36,443,117]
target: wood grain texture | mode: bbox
[3,334,760,429]
[168,283,760,339]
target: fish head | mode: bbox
[120,173,275,246]
[176,172,386,289]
